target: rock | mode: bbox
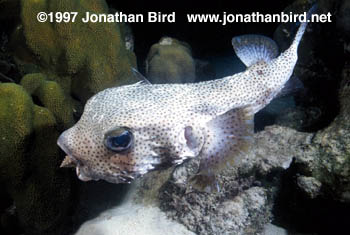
[297,176,322,199]
[273,0,341,132]
[270,62,350,234]
[294,63,350,202]
[157,126,309,235]
[212,187,270,235]
[334,0,350,39]
[262,223,288,235]
[146,37,196,84]
[74,187,195,235]
[275,106,322,132]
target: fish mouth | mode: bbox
[76,166,93,181]
[60,155,93,182]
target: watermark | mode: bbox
[187,12,332,25]
[36,11,175,23]
[36,11,332,25]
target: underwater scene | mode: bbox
[0,0,349,234]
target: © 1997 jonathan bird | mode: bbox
[57,5,317,192]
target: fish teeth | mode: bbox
[60,155,76,168]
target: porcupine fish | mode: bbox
[57,6,316,192]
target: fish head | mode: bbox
[57,87,204,184]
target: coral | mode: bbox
[0,83,73,234]
[146,37,195,84]
[0,83,33,187]
[1,1,139,233]
[20,73,74,130]
[14,0,137,102]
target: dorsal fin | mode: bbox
[232,35,279,67]
[131,67,151,85]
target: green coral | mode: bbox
[20,73,74,130]
[0,83,72,234]
[0,83,32,186]
[0,1,139,233]
[14,0,137,102]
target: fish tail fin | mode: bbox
[232,34,279,67]
[290,4,318,51]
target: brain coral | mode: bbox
[0,83,73,234]
[15,0,137,102]
[0,0,139,233]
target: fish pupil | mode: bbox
[111,131,131,148]
[104,127,133,153]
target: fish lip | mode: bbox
[76,167,93,181]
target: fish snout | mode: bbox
[57,129,73,157]
[57,129,78,167]
[57,129,80,168]
[57,129,94,182]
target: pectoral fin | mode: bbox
[190,106,254,192]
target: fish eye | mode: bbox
[104,127,133,153]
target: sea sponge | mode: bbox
[15,0,137,102]
[146,37,196,84]
[0,83,73,234]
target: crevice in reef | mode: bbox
[272,161,350,235]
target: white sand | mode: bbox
[75,201,194,235]
[74,181,194,235]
